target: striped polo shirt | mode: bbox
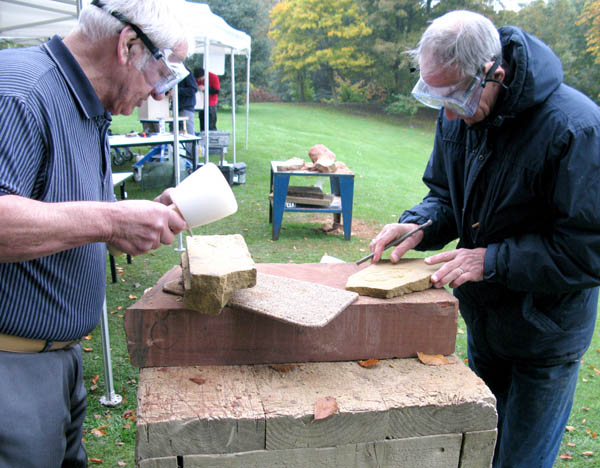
[0,36,114,341]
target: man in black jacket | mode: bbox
[370,10,600,468]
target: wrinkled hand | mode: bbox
[107,199,187,256]
[425,248,486,288]
[369,223,423,263]
[153,187,175,206]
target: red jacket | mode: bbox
[196,72,220,107]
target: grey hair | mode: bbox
[75,0,188,54]
[408,10,501,79]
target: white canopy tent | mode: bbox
[0,1,252,161]
[0,0,82,43]
[182,2,251,164]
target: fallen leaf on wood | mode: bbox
[313,396,338,422]
[358,359,379,368]
[417,352,449,366]
[271,364,298,372]
[189,377,206,385]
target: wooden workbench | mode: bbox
[135,357,497,467]
[124,263,459,367]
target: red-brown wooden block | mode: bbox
[124,263,458,368]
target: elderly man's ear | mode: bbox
[117,25,143,66]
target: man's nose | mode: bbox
[151,90,165,101]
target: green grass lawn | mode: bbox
[83,102,599,467]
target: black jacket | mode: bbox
[400,26,600,364]
[177,67,198,111]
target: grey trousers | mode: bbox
[0,345,87,468]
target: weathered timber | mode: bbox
[181,234,256,314]
[346,259,439,298]
[135,357,496,465]
[124,263,458,367]
[138,435,461,468]
[459,430,498,468]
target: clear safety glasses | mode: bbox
[91,0,188,95]
[142,53,189,95]
[411,57,501,118]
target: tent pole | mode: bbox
[203,42,210,164]
[245,53,250,150]
[231,48,236,164]
[172,83,185,252]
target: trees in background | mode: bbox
[198,0,600,106]
[268,0,372,101]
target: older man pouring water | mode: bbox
[0,1,191,465]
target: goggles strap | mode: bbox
[91,0,163,60]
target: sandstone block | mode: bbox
[345,259,439,299]
[182,234,256,314]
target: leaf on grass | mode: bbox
[313,396,338,422]
[90,426,107,437]
[118,462,127,467]
[582,451,594,456]
[270,364,298,372]
[92,375,99,385]
[128,294,137,300]
[357,359,379,368]
[83,335,92,341]
[189,377,206,385]
[559,453,573,460]
[566,426,576,432]
[568,442,576,447]
[122,409,136,421]
[89,458,104,464]
[83,347,93,352]
[417,352,449,366]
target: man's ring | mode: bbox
[458,267,465,275]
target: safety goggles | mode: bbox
[91,0,188,95]
[411,58,501,117]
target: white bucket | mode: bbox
[170,163,238,228]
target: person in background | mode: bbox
[174,64,198,135]
[173,64,198,156]
[194,66,220,130]
[369,10,600,468]
[0,0,190,466]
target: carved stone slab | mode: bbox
[345,259,439,299]
[182,234,256,314]
[230,272,358,327]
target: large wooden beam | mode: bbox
[135,357,497,465]
[124,263,458,368]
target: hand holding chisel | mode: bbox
[356,219,433,265]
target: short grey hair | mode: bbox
[408,10,501,79]
[75,0,188,53]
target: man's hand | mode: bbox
[369,223,423,263]
[106,199,187,255]
[425,248,486,288]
